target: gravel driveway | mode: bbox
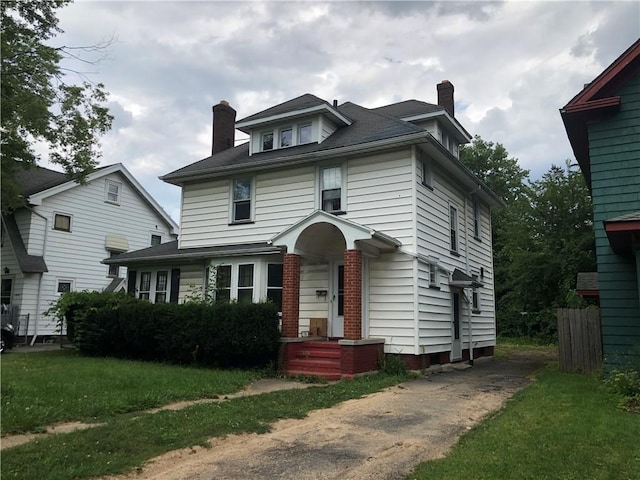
[108,350,553,480]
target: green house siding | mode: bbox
[588,72,640,368]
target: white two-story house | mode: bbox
[106,81,503,378]
[1,163,179,342]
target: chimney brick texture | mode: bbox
[212,101,236,155]
[437,80,455,117]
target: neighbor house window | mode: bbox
[108,252,120,277]
[262,131,273,151]
[151,234,162,246]
[450,205,458,253]
[321,166,343,213]
[237,264,254,303]
[139,272,151,300]
[422,156,433,188]
[232,178,252,222]
[428,264,440,288]
[266,263,283,311]
[473,196,481,240]
[105,180,121,204]
[54,213,72,232]
[57,280,73,294]
[280,128,292,148]
[472,274,481,313]
[298,124,312,144]
[155,271,168,303]
[215,265,232,302]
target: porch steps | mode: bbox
[286,341,342,380]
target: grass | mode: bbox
[0,352,406,480]
[494,336,557,359]
[1,350,257,434]
[407,366,640,480]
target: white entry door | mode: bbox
[451,292,462,361]
[331,264,344,338]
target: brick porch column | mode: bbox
[343,249,362,340]
[281,253,301,337]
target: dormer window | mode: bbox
[280,128,292,148]
[262,132,273,151]
[299,124,312,144]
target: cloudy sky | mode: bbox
[48,0,639,222]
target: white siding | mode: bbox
[20,171,176,336]
[178,265,206,303]
[368,252,415,354]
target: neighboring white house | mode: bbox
[1,163,179,340]
[106,82,503,377]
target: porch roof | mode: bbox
[449,268,483,289]
[604,211,640,255]
[269,210,401,253]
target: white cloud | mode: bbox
[47,0,640,222]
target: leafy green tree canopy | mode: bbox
[1,0,113,213]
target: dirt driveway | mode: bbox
[108,350,554,480]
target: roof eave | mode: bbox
[236,104,352,133]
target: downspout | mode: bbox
[27,207,48,345]
[463,195,473,365]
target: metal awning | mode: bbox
[449,268,483,289]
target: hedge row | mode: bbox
[56,292,280,368]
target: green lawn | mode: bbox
[1,349,256,434]
[1,350,407,480]
[408,366,640,480]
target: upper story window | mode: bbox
[151,234,162,247]
[105,180,121,205]
[320,166,345,214]
[298,124,312,144]
[54,213,72,232]
[450,205,458,253]
[280,128,292,148]
[440,128,459,158]
[231,178,253,223]
[473,196,481,240]
[421,156,433,189]
[262,132,274,151]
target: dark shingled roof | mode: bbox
[14,163,69,196]
[162,101,425,183]
[1,215,48,273]
[372,100,444,118]
[606,211,640,223]
[236,94,335,124]
[104,241,283,265]
[104,277,125,292]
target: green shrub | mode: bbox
[378,354,409,376]
[605,369,640,397]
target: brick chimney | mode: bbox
[211,100,236,155]
[437,80,454,117]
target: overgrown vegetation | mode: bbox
[605,368,640,413]
[407,367,640,480]
[461,137,596,342]
[1,351,407,480]
[48,291,280,368]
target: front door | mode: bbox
[451,291,462,361]
[331,264,344,338]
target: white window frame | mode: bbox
[56,278,74,294]
[298,123,312,145]
[261,131,274,151]
[53,212,72,232]
[139,272,152,300]
[279,127,293,148]
[214,264,232,302]
[318,164,346,214]
[229,177,254,224]
[150,234,162,246]
[237,264,254,303]
[450,204,459,253]
[155,270,168,304]
[105,180,122,205]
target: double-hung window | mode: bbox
[139,272,151,300]
[232,178,252,223]
[105,181,121,204]
[266,263,283,311]
[321,166,343,214]
[237,264,254,303]
[215,265,232,303]
[155,271,168,303]
[298,124,312,144]
[450,205,458,253]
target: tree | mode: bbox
[1,0,113,213]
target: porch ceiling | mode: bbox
[269,210,400,255]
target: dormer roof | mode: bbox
[235,93,352,133]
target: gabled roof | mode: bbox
[372,99,444,118]
[1,215,48,273]
[560,39,640,187]
[235,94,351,133]
[18,162,178,235]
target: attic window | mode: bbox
[105,180,121,204]
[262,132,273,151]
[299,124,312,144]
[280,128,292,148]
[54,213,72,232]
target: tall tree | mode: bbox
[1,0,113,213]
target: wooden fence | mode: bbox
[557,308,602,373]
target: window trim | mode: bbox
[261,131,274,151]
[298,123,312,145]
[279,127,293,148]
[449,204,459,254]
[318,164,346,215]
[105,180,122,205]
[229,177,255,224]
[107,252,120,278]
[266,263,283,312]
[56,278,74,294]
[53,213,72,232]
[139,272,152,300]
[215,264,232,303]
[421,155,433,189]
[155,270,168,304]
[237,264,254,303]
[150,234,162,247]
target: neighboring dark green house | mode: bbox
[561,39,640,369]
